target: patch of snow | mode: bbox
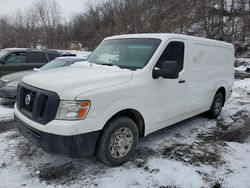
[235,65,247,71]
[71,61,130,71]
[0,131,42,188]
[236,58,250,70]
[33,68,42,72]
[222,142,250,188]
[91,158,207,188]
[147,158,206,188]
[0,104,13,121]
[232,78,250,97]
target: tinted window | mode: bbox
[157,41,185,72]
[26,52,47,63]
[5,52,26,64]
[47,52,60,61]
[88,38,161,70]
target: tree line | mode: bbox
[0,0,249,55]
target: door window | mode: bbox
[26,52,47,63]
[157,41,185,72]
[5,52,26,64]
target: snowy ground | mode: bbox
[0,78,250,188]
[0,99,13,122]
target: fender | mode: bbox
[98,98,149,133]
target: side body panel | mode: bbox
[186,41,234,116]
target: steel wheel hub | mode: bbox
[109,127,133,159]
[214,97,222,114]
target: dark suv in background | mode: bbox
[0,48,61,77]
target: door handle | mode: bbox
[178,79,186,84]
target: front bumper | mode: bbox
[15,115,100,157]
[0,86,17,101]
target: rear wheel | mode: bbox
[208,92,224,119]
[97,117,138,166]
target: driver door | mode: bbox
[152,39,188,130]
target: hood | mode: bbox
[1,70,35,82]
[22,65,133,100]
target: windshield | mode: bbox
[40,59,69,71]
[0,50,10,59]
[88,38,161,70]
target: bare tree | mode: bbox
[30,0,61,48]
[0,0,249,54]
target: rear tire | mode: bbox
[97,117,139,166]
[207,92,224,119]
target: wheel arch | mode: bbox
[214,81,229,105]
[101,108,145,138]
[216,87,226,105]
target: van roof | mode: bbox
[105,33,234,48]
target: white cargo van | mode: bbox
[14,34,234,166]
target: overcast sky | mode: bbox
[0,0,94,20]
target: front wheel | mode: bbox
[97,117,139,166]
[207,92,224,119]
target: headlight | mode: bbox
[6,81,20,87]
[56,100,91,120]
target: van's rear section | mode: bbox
[186,41,234,113]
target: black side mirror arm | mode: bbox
[153,69,178,79]
[153,69,163,79]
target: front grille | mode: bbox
[0,80,7,88]
[17,83,60,125]
[40,96,48,117]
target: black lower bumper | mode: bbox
[15,115,100,158]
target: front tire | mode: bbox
[208,92,224,119]
[97,117,139,166]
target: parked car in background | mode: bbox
[0,57,86,103]
[0,48,61,77]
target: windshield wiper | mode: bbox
[89,61,113,66]
[97,63,123,68]
[97,63,139,70]
[98,63,115,66]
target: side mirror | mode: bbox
[153,61,179,79]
